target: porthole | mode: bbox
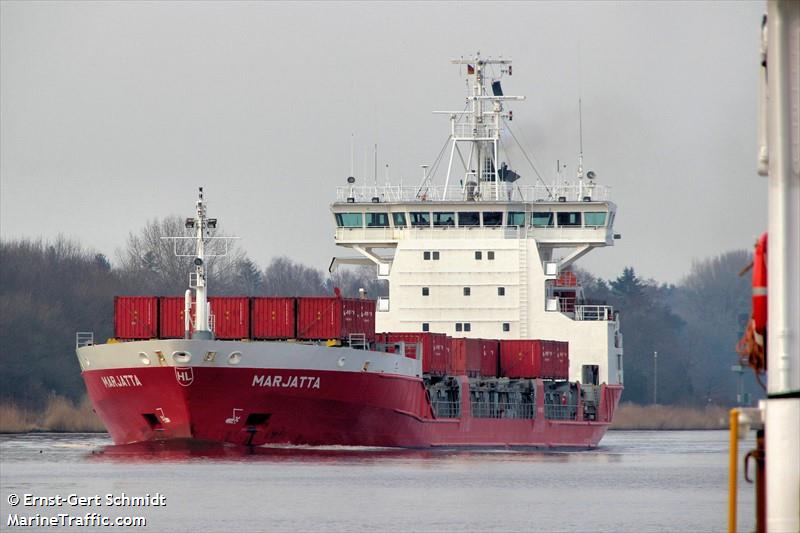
[172,351,191,364]
[139,352,151,365]
[228,351,242,365]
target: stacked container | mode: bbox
[555,341,569,379]
[251,297,295,339]
[479,339,500,377]
[159,296,191,339]
[385,332,448,375]
[114,296,158,339]
[500,339,544,378]
[450,338,481,376]
[500,339,569,379]
[296,297,376,341]
[208,297,249,340]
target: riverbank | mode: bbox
[0,395,104,433]
[610,402,729,430]
[1,397,731,433]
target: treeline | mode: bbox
[0,216,761,409]
[578,254,761,406]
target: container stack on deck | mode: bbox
[113,296,569,381]
[251,297,295,339]
[114,295,375,342]
[381,332,449,374]
[499,339,569,379]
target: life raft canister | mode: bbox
[752,233,768,334]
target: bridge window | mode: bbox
[422,287,429,296]
[532,212,554,228]
[503,323,510,332]
[557,212,582,227]
[483,212,503,226]
[475,251,482,260]
[585,212,607,227]
[422,323,430,332]
[423,251,430,260]
[366,213,389,227]
[458,212,480,226]
[487,251,495,260]
[392,212,407,227]
[335,213,363,228]
[433,212,455,226]
[508,212,525,226]
[432,251,440,260]
[455,323,462,332]
[463,287,471,296]
[410,212,430,227]
[498,287,505,296]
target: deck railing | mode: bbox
[431,400,461,419]
[544,403,579,420]
[471,401,535,419]
[575,305,614,321]
[335,184,611,204]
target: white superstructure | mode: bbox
[330,54,624,386]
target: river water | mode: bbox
[1,431,755,532]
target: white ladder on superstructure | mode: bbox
[518,230,529,338]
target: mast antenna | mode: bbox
[577,98,585,180]
[350,134,355,178]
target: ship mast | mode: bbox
[164,187,234,340]
[191,188,212,338]
[441,53,524,201]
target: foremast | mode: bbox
[176,187,225,340]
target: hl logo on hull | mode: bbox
[175,367,194,387]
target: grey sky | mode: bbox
[1,1,766,284]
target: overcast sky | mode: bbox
[1,1,766,283]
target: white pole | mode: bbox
[764,2,800,531]
[184,289,192,339]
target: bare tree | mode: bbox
[262,256,328,296]
[116,215,247,295]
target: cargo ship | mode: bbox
[76,54,624,448]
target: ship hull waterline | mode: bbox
[79,340,622,449]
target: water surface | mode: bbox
[0,431,756,532]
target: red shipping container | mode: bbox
[159,296,191,339]
[555,341,569,379]
[208,297,249,340]
[479,339,499,377]
[114,296,158,339]
[251,297,295,339]
[451,338,481,376]
[386,332,448,375]
[296,297,375,341]
[542,340,556,378]
[500,339,545,378]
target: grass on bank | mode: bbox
[610,402,729,430]
[0,395,105,433]
[1,397,730,433]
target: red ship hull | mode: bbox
[83,365,622,448]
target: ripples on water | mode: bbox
[1,431,755,532]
